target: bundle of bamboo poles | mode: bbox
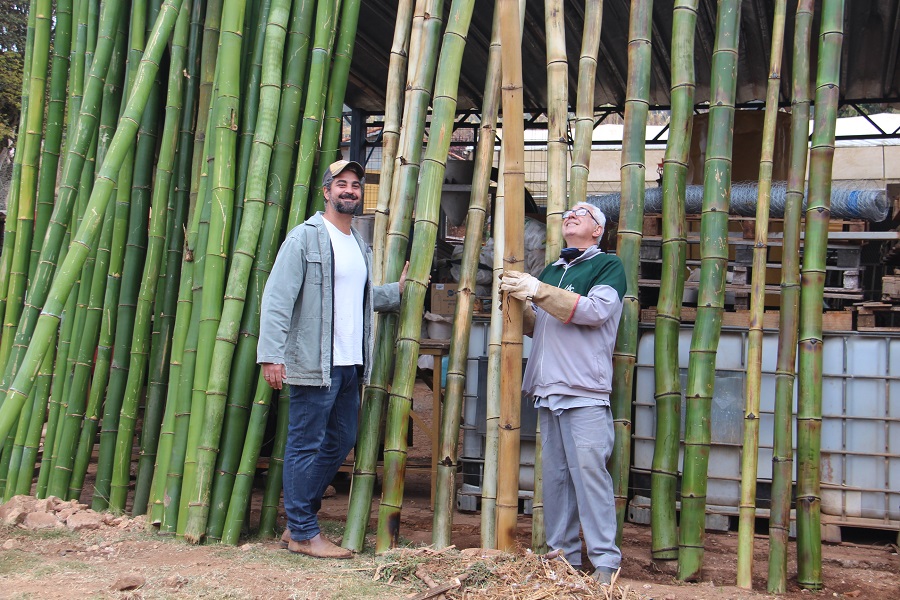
[0,0,368,544]
[0,2,845,592]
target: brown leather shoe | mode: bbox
[280,529,291,548]
[288,533,352,559]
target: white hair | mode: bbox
[572,202,606,243]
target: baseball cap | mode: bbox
[322,159,365,187]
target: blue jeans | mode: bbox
[283,365,360,541]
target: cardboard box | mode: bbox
[431,283,458,315]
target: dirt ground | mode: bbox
[2,382,898,599]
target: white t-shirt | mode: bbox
[323,218,367,366]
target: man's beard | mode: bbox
[332,193,359,215]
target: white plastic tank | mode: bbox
[633,327,899,524]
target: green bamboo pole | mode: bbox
[221,377,273,544]
[768,0,814,592]
[481,148,504,549]
[376,0,474,553]
[0,0,36,354]
[533,0,568,553]
[30,0,74,282]
[287,0,339,227]
[650,0,697,562]
[46,8,128,502]
[138,0,204,518]
[544,0,567,261]
[180,0,247,541]
[12,344,54,496]
[92,0,154,511]
[432,1,502,550]
[184,0,290,542]
[159,0,222,532]
[109,1,189,514]
[310,0,361,213]
[67,184,121,498]
[568,0,602,207]
[495,0,525,554]
[797,0,845,590]
[371,0,414,286]
[205,0,316,540]
[257,387,288,538]
[68,15,132,498]
[47,180,117,500]
[610,0,654,545]
[736,0,787,589]
[233,0,272,252]
[0,0,127,400]
[174,101,221,534]
[159,164,209,531]
[0,0,52,377]
[678,0,742,581]
[342,0,444,552]
[144,0,205,525]
[0,0,186,463]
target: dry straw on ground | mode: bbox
[367,546,643,600]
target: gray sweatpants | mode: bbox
[539,404,621,570]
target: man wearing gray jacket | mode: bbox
[500,202,626,584]
[258,160,406,559]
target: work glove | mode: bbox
[499,271,540,301]
[533,283,581,323]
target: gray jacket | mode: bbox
[257,212,401,386]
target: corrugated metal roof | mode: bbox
[347,0,900,113]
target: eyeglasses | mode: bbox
[562,207,601,227]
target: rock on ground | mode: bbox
[21,511,61,530]
[66,510,104,531]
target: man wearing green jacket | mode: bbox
[500,202,626,584]
[259,160,407,559]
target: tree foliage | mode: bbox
[0,1,28,145]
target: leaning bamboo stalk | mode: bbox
[650,0,697,562]
[0,0,126,406]
[29,0,69,282]
[0,0,53,377]
[736,0,787,589]
[221,377,273,544]
[568,0,602,207]
[233,0,272,248]
[286,0,339,227]
[206,0,317,541]
[372,0,414,286]
[376,0,475,553]
[181,0,247,542]
[342,0,444,553]
[768,0,814,592]
[678,0,742,581]
[139,0,204,518]
[432,1,503,550]
[481,147,505,549]
[185,0,291,541]
[0,0,36,349]
[610,0,654,544]
[311,0,362,213]
[109,1,189,514]
[797,0,845,590]
[496,0,525,554]
[93,0,155,510]
[0,0,186,455]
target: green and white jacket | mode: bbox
[258,212,401,387]
[522,246,626,403]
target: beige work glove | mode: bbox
[499,271,540,300]
[532,282,581,323]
